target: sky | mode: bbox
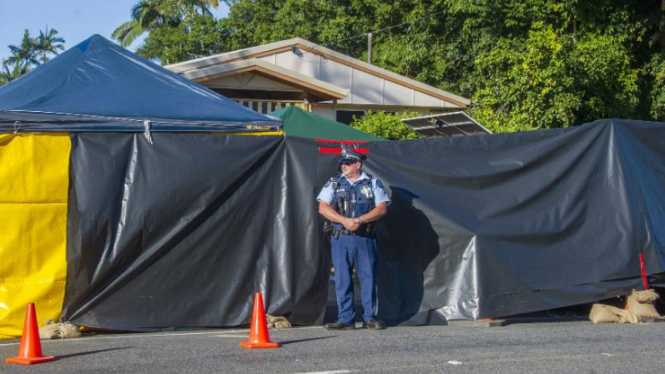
[0,0,230,62]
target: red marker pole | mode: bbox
[639,253,649,290]
[315,139,369,145]
[318,147,369,154]
[316,139,370,155]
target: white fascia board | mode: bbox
[166,38,304,74]
[181,58,349,98]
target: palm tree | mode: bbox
[0,65,12,85]
[35,26,65,64]
[4,29,40,69]
[113,0,219,47]
[0,59,29,86]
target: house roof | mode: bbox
[180,58,349,101]
[166,38,470,108]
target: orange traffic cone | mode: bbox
[5,303,55,365]
[239,292,280,349]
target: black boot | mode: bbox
[325,321,356,330]
[362,319,386,330]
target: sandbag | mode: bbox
[626,289,661,319]
[632,289,659,304]
[58,322,82,339]
[266,314,292,330]
[38,321,60,339]
[39,320,82,339]
[589,304,640,324]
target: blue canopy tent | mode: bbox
[0,35,281,133]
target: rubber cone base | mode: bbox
[6,356,55,365]
[239,341,280,349]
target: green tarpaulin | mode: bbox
[271,106,384,141]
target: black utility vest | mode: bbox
[331,174,376,229]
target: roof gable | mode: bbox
[181,58,349,101]
[166,38,470,108]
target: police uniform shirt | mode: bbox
[317,172,391,206]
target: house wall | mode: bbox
[257,48,457,109]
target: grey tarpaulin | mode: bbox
[62,119,665,329]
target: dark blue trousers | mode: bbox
[331,234,377,324]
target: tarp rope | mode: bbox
[143,120,154,145]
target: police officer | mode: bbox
[317,149,390,330]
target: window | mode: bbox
[336,110,365,125]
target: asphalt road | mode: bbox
[1,321,664,373]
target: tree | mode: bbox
[4,29,39,70]
[0,60,26,86]
[35,27,65,64]
[446,0,656,132]
[467,23,640,133]
[351,111,421,140]
[0,60,29,86]
[130,0,665,131]
[113,0,220,47]
[136,14,227,64]
[648,52,665,120]
[1,28,66,86]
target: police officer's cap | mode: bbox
[338,149,367,164]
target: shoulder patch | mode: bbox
[324,179,332,188]
[375,179,385,189]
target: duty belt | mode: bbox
[332,227,373,238]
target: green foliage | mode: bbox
[125,0,665,131]
[469,23,641,133]
[1,27,65,86]
[213,0,665,131]
[113,0,220,47]
[447,0,655,132]
[0,62,28,86]
[137,14,227,64]
[648,52,665,120]
[350,111,421,140]
[35,27,65,64]
[4,30,40,70]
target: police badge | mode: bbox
[362,185,373,199]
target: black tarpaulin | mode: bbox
[63,134,330,328]
[0,35,280,132]
[371,119,665,322]
[62,119,665,329]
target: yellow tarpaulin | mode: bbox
[0,134,70,339]
[224,129,284,136]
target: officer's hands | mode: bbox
[342,217,360,232]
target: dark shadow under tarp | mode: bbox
[62,119,665,329]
